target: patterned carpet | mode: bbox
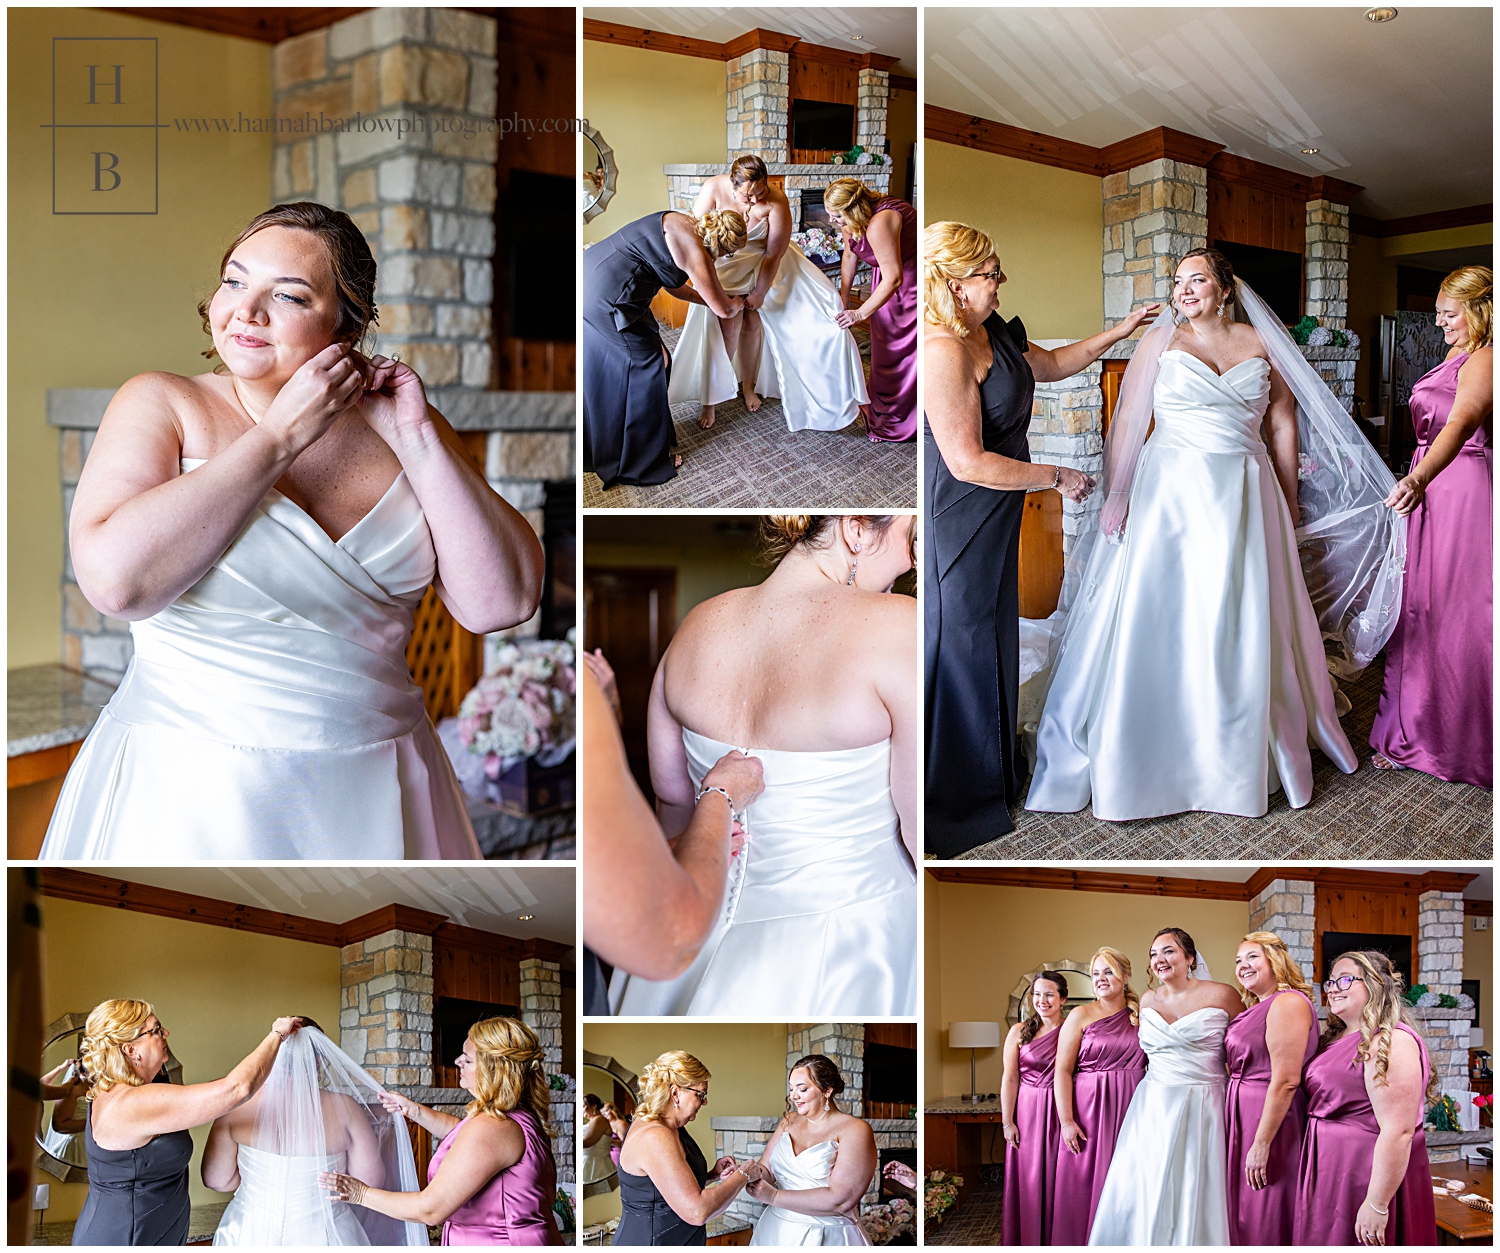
[949,655,1492,860]
[926,1180,1005,1246]
[583,323,917,509]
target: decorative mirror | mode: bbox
[580,1050,637,1198]
[582,125,617,223]
[1005,961,1098,1026]
[36,1012,183,1183]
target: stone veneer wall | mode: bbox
[1101,160,1209,332]
[1246,877,1320,1004]
[664,163,891,230]
[855,69,889,153]
[1417,889,1472,1096]
[340,928,435,1088]
[726,48,789,163]
[1305,200,1351,328]
[786,1022,865,1117]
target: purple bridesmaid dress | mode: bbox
[1051,1009,1147,1245]
[430,1107,563,1245]
[1224,989,1319,1245]
[1001,1027,1062,1245]
[1370,351,1492,787]
[1295,1024,1437,1246]
[847,198,917,442]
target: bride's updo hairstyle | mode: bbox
[1090,946,1141,1026]
[823,178,883,239]
[1146,926,1199,989]
[784,1054,844,1120]
[1440,265,1492,353]
[636,1050,712,1121]
[466,1016,555,1136]
[1020,970,1071,1045]
[1235,931,1313,1006]
[199,201,379,361]
[1173,247,1237,322]
[729,154,769,190]
[1319,950,1439,1103]
[694,209,748,260]
[80,998,155,1097]
[923,222,996,338]
[758,514,902,565]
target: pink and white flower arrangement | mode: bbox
[457,638,576,774]
[859,1198,914,1244]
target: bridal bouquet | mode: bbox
[457,638,577,774]
[792,227,842,263]
[860,1199,914,1244]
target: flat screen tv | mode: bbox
[792,100,854,152]
[864,1042,917,1105]
[436,997,520,1062]
[1213,240,1303,326]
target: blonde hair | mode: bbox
[1440,265,1492,354]
[635,1050,711,1122]
[1321,950,1439,1103]
[923,221,996,337]
[466,1017,555,1135]
[81,999,156,1098]
[694,209,747,260]
[823,178,884,239]
[1090,946,1141,1026]
[1236,931,1314,1006]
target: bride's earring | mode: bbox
[847,544,860,586]
[1216,299,1227,319]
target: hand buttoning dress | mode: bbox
[608,729,915,1016]
[668,218,867,432]
[1370,350,1493,787]
[1002,1027,1062,1246]
[1088,1007,1230,1246]
[41,461,480,861]
[749,1135,870,1246]
[847,199,917,442]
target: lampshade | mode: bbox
[949,1021,1000,1049]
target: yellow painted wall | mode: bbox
[923,140,1104,340]
[923,870,943,1102]
[8,9,274,668]
[583,43,726,245]
[886,81,917,206]
[928,880,1248,1099]
[580,1063,624,1227]
[583,542,766,625]
[1464,914,1492,1048]
[38,896,341,1222]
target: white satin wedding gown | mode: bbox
[1028,351,1357,820]
[1088,1007,1230,1246]
[667,218,868,431]
[40,460,481,861]
[608,729,916,1016]
[213,1145,370,1246]
[750,1135,871,1246]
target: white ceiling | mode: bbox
[1089,864,1492,900]
[587,7,919,77]
[925,7,1492,219]
[106,867,576,944]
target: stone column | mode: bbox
[338,928,435,1087]
[519,955,562,1072]
[1305,199,1350,328]
[786,1023,864,1117]
[1101,159,1208,332]
[725,48,789,163]
[1418,890,1466,999]
[1247,877,1319,1002]
[1029,362,1106,552]
[855,69,889,154]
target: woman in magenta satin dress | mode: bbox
[1296,951,1438,1247]
[1052,948,1148,1245]
[323,1017,562,1245]
[827,178,917,442]
[1001,971,1069,1244]
[1225,932,1320,1245]
[1372,265,1492,787]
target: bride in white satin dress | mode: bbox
[609,514,918,1017]
[1090,928,1241,1246]
[40,203,543,861]
[667,158,867,433]
[1029,249,1367,821]
[747,1057,875,1246]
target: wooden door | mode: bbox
[582,567,677,800]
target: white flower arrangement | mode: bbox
[792,226,843,263]
[1307,326,1334,347]
[457,637,577,775]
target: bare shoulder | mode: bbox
[1138,986,1162,1012]
[836,1113,874,1143]
[106,370,210,420]
[1209,981,1244,1011]
[923,326,969,366]
[456,1110,523,1152]
[1459,343,1493,372]
[1233,322,1271,356]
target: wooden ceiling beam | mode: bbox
[928,865,1480,901]
[103,8,371,44]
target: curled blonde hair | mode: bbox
[635,1050,711,1122]
[1440,265,1492,354]
[823,178,884,239]
[1321,950,1439,1103]
[466,1017,555,1135]
[1091,946,1141,1026]
[923,222,996,337]
[694,209,747,260]
[1236,931,1313,1006]
[81,999,155,1098]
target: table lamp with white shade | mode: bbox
[949,1021,1001,1103]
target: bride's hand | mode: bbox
[319,1170,368,1206]
[702,750,765,813]
[354,354,435,453]
[260,344,365,456]
[1385,473,1425,516]
[746,1177,777,1202]
[1055,467,1095,504]
[1060,1120,1087,1153]
[1244,1140,1270,1190]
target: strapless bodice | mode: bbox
[712,217,771,294]
[1150,351,1272,456]
[212,1144,365,1246]
[749,1135,869,1244]
[1139,1007,1230,1087]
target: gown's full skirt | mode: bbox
[1029,353,1357,820]
[609,731,915,1017]
[749,1138,870,1246]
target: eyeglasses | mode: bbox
[681,1086,709,1104]
[967,268,1003,283]
[130,1024,166,1042]
[1323,974,1367,993]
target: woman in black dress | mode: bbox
[922,222,1154,856]
[614,1051,761,1244]
[72,999,300,1245]
[584,211,749,489]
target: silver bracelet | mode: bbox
[695,785,734,808]
[1366,1200,1389,1217]
[1052,464,1061,490]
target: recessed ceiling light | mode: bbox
[1302,148,1319,155]
[850,34,864,41]
[1365,7,1398,21]
[518,914,535,921]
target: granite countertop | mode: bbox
[38,1202,228,1245]
[586,1215,753,1245]
[9,664,118,757]
[925,1096,1006,1113]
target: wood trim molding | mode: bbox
[1099,126,1224,173]
[1351,203,1492,238]
[890,75,917,93]
[1308,175,1366,206]
[928,865,1479,901]
[584,19,900,73]
[1465,900,1493,917]
[722,28,800,59]
[583,18,726,61]
[924,105,1104,177]
[1206,152,1368,203]
[340,904,449,943]
[106,8,371,43]
[522,936,576,965]
[784,40,899,72]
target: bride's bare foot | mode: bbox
[697,406,715,430]
[1371,752,1407,771]
[743,387,762,413]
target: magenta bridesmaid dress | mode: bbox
[847,197,917,442]
[1001,1027,1062,1245]
[1051,1009,1147,1245]
[430,1108,562,1245]
[1370,350,1492,787]
[1295,1024,1438,1245]
[1224,989,1319,1245]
